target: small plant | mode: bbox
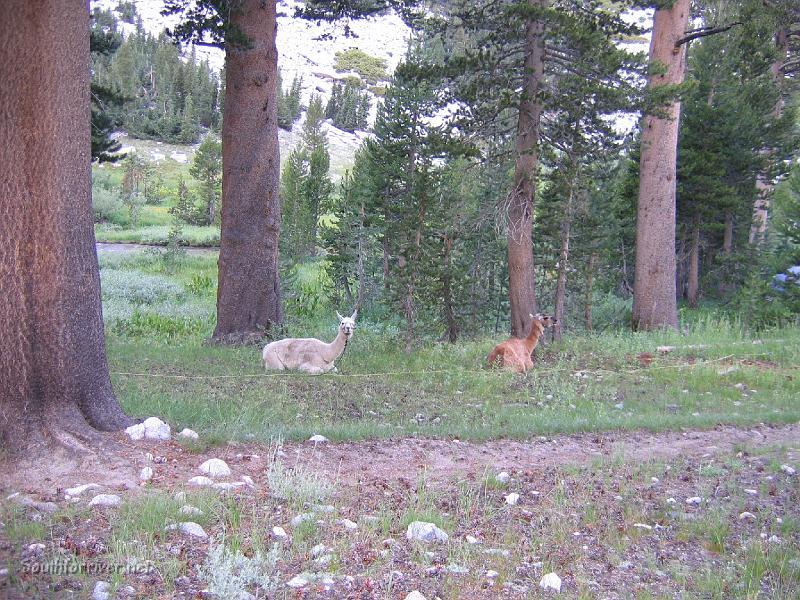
[197,541,281,600]
[334,48,388,84]
[265,442,335,508]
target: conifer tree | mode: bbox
[190,135,223,225]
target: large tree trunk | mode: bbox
[213,0,282,343]
[0,0,132,457]
[631,0,689,331]
[508,0,546,337]
[687,214,700,308]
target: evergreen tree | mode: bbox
[189,135,223,225]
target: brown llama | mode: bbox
[487,313,557,373]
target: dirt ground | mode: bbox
[1,424,799,599]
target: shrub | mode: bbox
[590,291,633,330]
[92,186,129,226]
[284,260,334,318]
[100,269,186,305]
[334,48,388,84]
[197,542,281,600]
[265,443,335,508]
[111,311,211,338]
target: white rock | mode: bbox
[125,423,145,440]
[188,476,214,487]
[92,581,111,600]
[466,535,479,544]
[166,522,208,539]
[717,365,738,375]
[614,402,625,410]
[633,523,652,530]
[242,475,255,487]
[291,513,315,527]
[89,494,122,508]
[142,417,171,440]
[651,477,659,484]
[139,467,153,481]
[486,570,499,578]
[539,572,562,593]
[0,568,7,578]
[212,482,246,491]
[339,518,358,531]
[309,434,329,443]
[504,492,520,506]
[180,505,203,517]
[406,521,448,544]
[666,497,677,504]
[286,575,309,588]
[313,504,336,513]
[768,535,781,543]
[311,543,327,557]
[483,548,511,557]
[27,543,46,553]
[780,464,796,476]
[174,491,187,502]
[64,483,102,498]
[657,345,676,353]
[199,458,231,478]
[495,471,511,484]
[272,526,288,539]
[685,496,703,505]
[744,488,758,496]
[404,592,427,600]
[447,564,469,574]
[177,428,199,440]
[739,512,756,521]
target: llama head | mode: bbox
[529,313,558,328]
[336,310,358,338]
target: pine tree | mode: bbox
[189,135,222,225]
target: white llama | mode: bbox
[261,311,357,374]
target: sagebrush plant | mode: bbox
[333,48,387,83]
[265,441,335,507]
[198,541,281,600]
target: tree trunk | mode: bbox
[213,0,282,343]
[749,27,788,245]
[508,0,546,337]
[584,251,597,331]
[442,235,459,343]
[687,214,700,308]
[553,198,572,341]
[723,212,733,254]
[631,0,689,331]
[0,0,132,457]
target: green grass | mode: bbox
[95,223,220,246]
[99,249,800,445]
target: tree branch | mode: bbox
[675,22,742,48]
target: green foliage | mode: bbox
[277,72,303,130]
[334,48,388,83]
[198,542,281,599]
[284,261,335,318]
[325,81,371,132]
[189,135,222,225]
[92,176,129,226]
[101,269,186,306]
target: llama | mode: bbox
[487,313,557,373]
[262,311,357,374]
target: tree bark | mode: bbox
[631,0,689,331]
[687,214,700,308]
[584,251,597,331]
[0,0,132,456]
[508,0,546,337]
[553,193,573,341]
[213,0,282,343]
[442,235,459,343]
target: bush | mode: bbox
[92,185,129,226]
[198,542,281,599]
[590,291,633,331]
[111,311,210,338]
[334,48,388,84]
[100,269,186,305]
[283,260,334,318]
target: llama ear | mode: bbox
[336,311,344,322]
[351,309,358,321]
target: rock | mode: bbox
[177,428,199,440]
[125,423,145,441]
[744,488,758,496]
[404,592,427,600]
[166,522,208,539]
[614,402,625,410]
[739,511,756,521]
[92,581,111,600]
[657,345,676,353]
[666,497,677,504]
[406,521,448,544]
[617,561,634,570]
[539,572,562,593]
[139,467,153,482]
[483,548,511,557]
[504,492,520,506]
[447,564,469,574]
[291,513,315,527]
[311,543,327,558]
[495,471,511,484]
[212,482,246,491]
[241,475,255,487]
[64,483,102,497]
[286,575,309,588]
[313,504,336,514]
[717,365,739,375]
[685,496,703,505]
[768,535,781,543]
[0,568,7,578]
[339,518,358,531]
[466,535,479,544]
[272,526,288,539]
[309,434,329,443]
[179,505,203,517]
[486,570,499,578]
[27,543,46,554]
[632,523,653,530]
[6,492,58,513]
[174,491,186,502]
[734,383,748,391]
[142,417,171,440]
[199,458,231,478]
[188,476,214,487]
[89,494,122,508]
[780,464,796,476]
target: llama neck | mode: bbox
[524,323,544,352]
[323,328,349,363]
